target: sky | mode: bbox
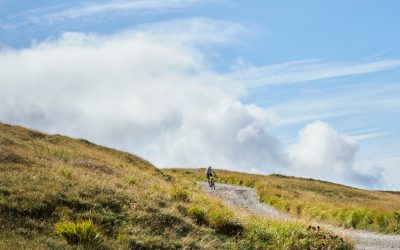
[1,0,399,190]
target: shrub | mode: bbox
[54,220,101,245]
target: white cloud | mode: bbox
[0,17,391,189]
[0,18,282,172]
[136,17,245,46]
[275,111,358,126]
[267,80,400,128]
[346,131,391,141]
[287,121,384,188]
[231,59,400,87]
[27,0,203,23]
[358,157,400,190]
[0,0,212,31]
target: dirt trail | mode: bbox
[199,182,400,250]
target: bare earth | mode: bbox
[199,182,400,250]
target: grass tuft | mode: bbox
[187,205,207,224]
[171,187,190,202]
[54,220,101,246]
[207,204,243,235]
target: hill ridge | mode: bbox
[0,122,352,249]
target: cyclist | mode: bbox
[205,166,216,186]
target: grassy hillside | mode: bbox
[0,122,351,249]
[173,169,400,234]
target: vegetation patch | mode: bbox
[177,168,400,234]
[0,147,25,164]
[171,186,190,202]
[0,122,353,249]
[165,169,353,249]
[187,205,207,224]
[70,160,115,174]
[54,220,101,246]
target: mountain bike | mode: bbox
[209,176,215,190]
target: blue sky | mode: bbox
[2,1,400,61]
[1,0,399,190]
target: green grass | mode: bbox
[165,169,352,249]
[173,168,400,234]
[0,122,352,249]
[54,220,101,246]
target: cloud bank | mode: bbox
[0,18,388,189]
[287,121,384,188]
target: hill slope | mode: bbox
[0,122,351,249]
[170,169,400,234]
[197,181,400,250]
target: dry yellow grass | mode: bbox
[173,168,400,234]
[0,122,352,249]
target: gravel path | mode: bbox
[199,182,400,250]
